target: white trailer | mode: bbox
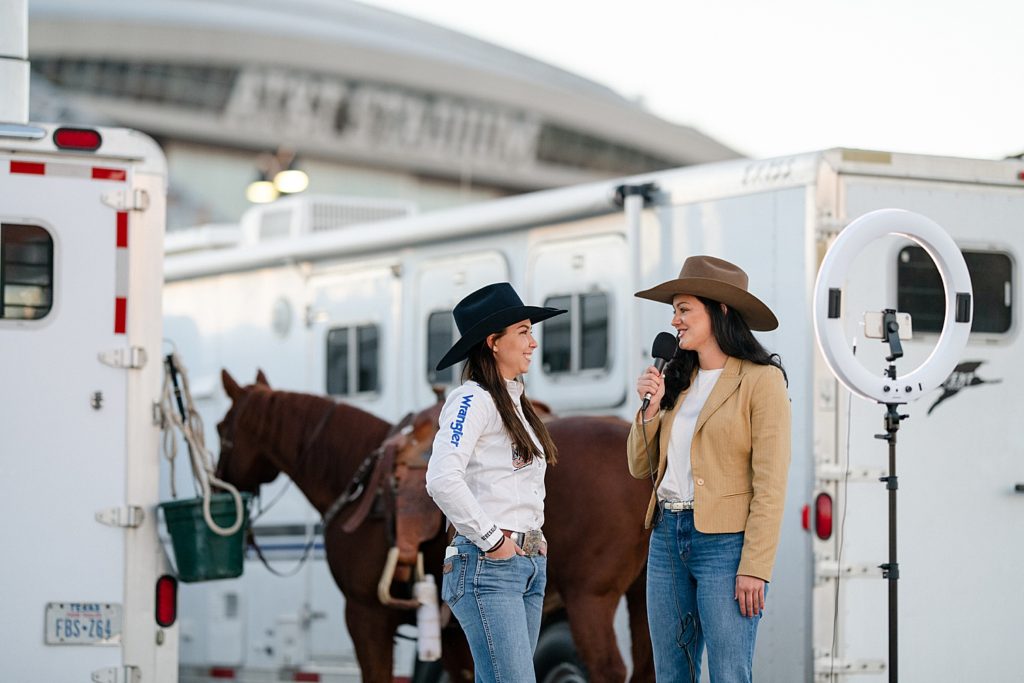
[2,1,177,680]
[0,123,174,680]
[163,148,1024,682]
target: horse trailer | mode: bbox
[162,148,1024,682]
[0,124,175,680]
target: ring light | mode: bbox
[813,209,972,404]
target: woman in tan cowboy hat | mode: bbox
[627,255,791,683]
[426,282,565,682]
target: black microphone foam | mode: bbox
[642,332,679,412]
[651,331,678,365]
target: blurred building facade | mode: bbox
[28,0,740,230]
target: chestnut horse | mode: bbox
[216,370,654,682]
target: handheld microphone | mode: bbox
[641,332,679,413]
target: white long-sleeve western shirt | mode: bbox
[425,379,546,552]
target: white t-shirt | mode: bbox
[658,367,723,503]
[425,379,547,551]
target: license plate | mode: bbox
[45,602,122,645]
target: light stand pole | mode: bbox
[876,402,904,683]
[874,309,907,683]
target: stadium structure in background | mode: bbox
[27,0,740,230]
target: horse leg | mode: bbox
[563,591,627,683]
[345,599,398,683]
[624,569,655,683]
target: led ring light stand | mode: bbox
[812,209,972,683]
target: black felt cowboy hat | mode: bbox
[634,255,778,331]
[435,282,567,371]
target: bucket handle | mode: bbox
[203,477,246,537]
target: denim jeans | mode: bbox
[441,535,547,683]
[647,510,764,683]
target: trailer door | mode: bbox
[820,178,1024,682]
[410,250,510,411]
[1,151,143,680]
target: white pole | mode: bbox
[0,0,30,124]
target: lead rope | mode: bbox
[159,349,245,536]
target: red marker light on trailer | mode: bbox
[814,492,834,541]
[154,574,178,627]
[53,127,102,151]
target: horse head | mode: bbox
[215,369,281,493]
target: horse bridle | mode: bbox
[219,391,336,472]
[217,391,251,457]
[218,389,335,527]
[221,391,338,577]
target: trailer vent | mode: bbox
[241,195,417,245]
[310,200,413,233]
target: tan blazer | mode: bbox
[627,356,791,581]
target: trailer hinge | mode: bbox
[813,656,886,677]
[816,462,887,483]
[96,506,145,529]
[102,188,150,212]
[814,559,880,582]
[92,666,141,683]
[98,347,148,369]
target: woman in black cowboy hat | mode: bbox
[628,255,791,683]
[425,282,565,682]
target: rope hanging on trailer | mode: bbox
[159,348,245,536]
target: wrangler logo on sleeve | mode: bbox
[449,394,474,447]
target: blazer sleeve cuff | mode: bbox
[737,556,773,583]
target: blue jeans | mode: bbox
[647,510,764,683]
[441,535,547,683]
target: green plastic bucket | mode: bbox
[159,492,251,583]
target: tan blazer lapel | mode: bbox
[694,356,743,435]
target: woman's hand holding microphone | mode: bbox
[637,366,665,422]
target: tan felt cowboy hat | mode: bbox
[634,255,778,331]
[436,282,567,371]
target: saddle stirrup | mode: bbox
[377,547,424,609]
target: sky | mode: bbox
[360,0,1023,160]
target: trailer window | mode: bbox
[326,324,380,396]
[542,291,610,375]
[426,310,455,385]
[542,295,572,373]
[1,223,53,321]
[897,247,1012,334]
[357,325,379,393]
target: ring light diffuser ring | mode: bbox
[813,209,972,404]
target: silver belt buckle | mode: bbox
[521,529,547,556]
[664,500,694,511]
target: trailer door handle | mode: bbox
[1015,483,1024,493]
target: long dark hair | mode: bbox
[462,335,558,466]
[661,296,787,410]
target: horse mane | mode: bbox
[237,387,394,490]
